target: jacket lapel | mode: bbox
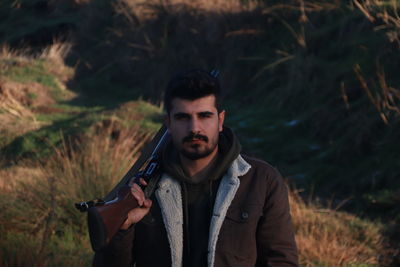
[155,174,184,267]
[207,155,251,266]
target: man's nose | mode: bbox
[188,117,201,133]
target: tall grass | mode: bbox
[0,122,153,266]
[352,0,400,124]
[290,191,383,266]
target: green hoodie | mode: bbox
[161,127,241,267]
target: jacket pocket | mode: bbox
[217,204,262,263]
[225,204,262,223]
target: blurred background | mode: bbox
[0,0,399,266]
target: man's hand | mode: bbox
[120,178,153,230]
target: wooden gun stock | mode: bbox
[87,185,138,251]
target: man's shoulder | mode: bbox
[237,154,287,198]
[240,154,279,174]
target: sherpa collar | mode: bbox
[155,154,251,267]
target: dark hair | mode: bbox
[164,69,222,114]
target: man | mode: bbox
[94,70,298,266]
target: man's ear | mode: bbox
[218,110,225,132]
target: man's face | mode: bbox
[166,95,225,161]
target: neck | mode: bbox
[180,148,219,181]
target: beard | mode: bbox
[179,133,218,160]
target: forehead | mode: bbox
[170,95,217,113]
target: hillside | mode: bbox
[0,0,399,265]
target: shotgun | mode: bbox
[75,125,170,251]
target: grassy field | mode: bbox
[1,0,399,265]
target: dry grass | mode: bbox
[350,0,400,125]
[40,41,75,84]
[0,45,30,60]
[40,41,72,61]
[354,64,400,124]
[1,41,74,83]
[50,118,153,202]
[0,81,43,147]
[0,42,74,109]
[290,191,383,266]
[0,79,57,148]
[0,120,154,266]
[0,43,75,148]
[0,165,44,192]
[0,81,38,120]
[118,0,257,20]
[1,41,72,64]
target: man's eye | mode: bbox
[199,113,213,118]
[175,114,189,120]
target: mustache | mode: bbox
[182,133,208,143]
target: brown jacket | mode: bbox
[94,155,298,267]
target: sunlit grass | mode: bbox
[0,122,154,266]
[290,191,383,266]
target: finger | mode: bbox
[132,192,144,206]
[139,178,148,186]
[131,184,145,206]
[132,183,144,194]
[126,204,151,225]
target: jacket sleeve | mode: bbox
[256,168,299,266]
[93,226,136,267]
